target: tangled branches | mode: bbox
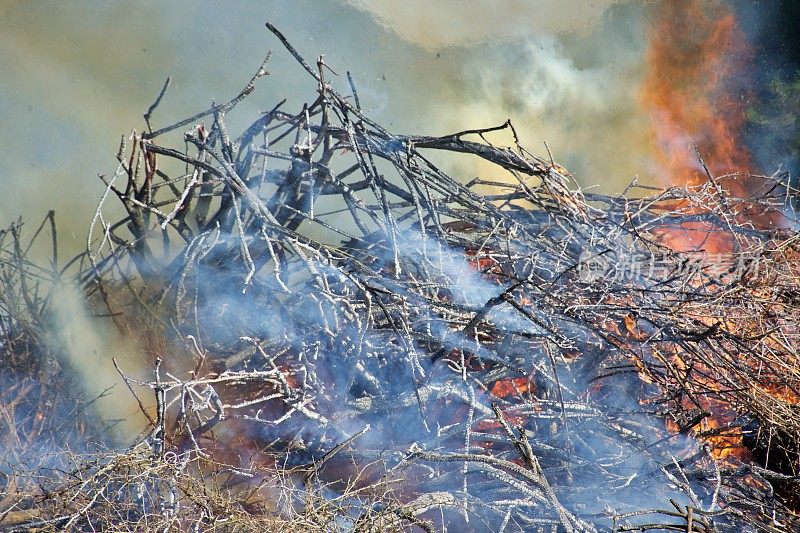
[2,23,800,532]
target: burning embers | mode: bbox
[2,22,799,533]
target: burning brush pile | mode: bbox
[2,24,800,532]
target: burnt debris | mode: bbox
[1,23,799,532]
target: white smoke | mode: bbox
[47,281,145,442]
[344,0,657,188]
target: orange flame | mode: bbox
[642,0,753,190]
[639,1,758,462]
[641,0,767,253]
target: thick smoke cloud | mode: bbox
[346,0,655,187]
[1,0,655,264]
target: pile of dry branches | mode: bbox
[2,24,799,532]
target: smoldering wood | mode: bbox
[1,22,799,533]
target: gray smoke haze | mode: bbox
[0,0,656,442]
[1,0,656,258]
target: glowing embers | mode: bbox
[490,377,531,399]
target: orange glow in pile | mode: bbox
[490,377,530,398]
